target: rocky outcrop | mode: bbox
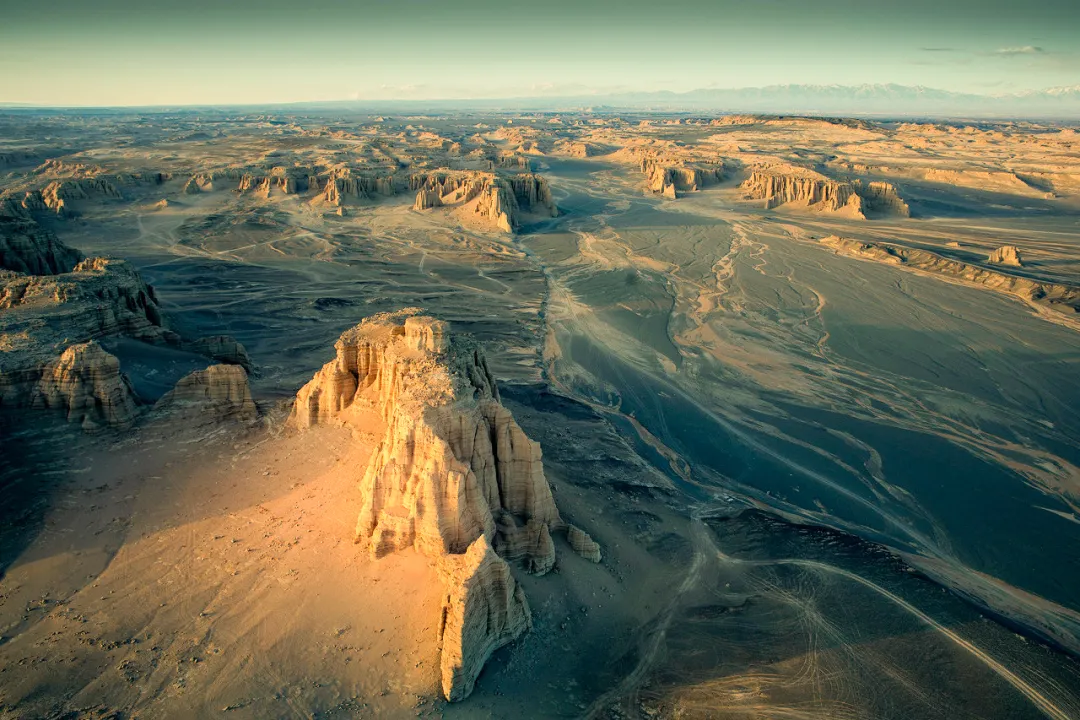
[290,311,598,700]
[641,158,726,198]
[8,178,123,216]
[437,536,532,702]
[410,171,556,232]
[32,342,139,432]
[858,180,910,218]
[743,171,910,218]
[2,256,170,342]
[0,220,83,275]
[185,335,254,373]
[989,245,1023,267]
[568,524,602,563]
[820,236,1080,319]
[319,170,396,206]
[153,364,257,423]
[744,171,863,214]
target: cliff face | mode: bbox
[641,158,726,198]
[290,311,598,700]
[859,180,911,218]
[743,171,864,214]
[1,222,254,431]
[437,535,532,702]
[742,171,910,218]
[989,245,1023,267]
[153,364,257,423]
[410,172,556,232]
[0,221,83,276]
[31,341,139,432]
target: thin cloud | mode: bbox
[921,47,959,52]
[995,46,1045,56]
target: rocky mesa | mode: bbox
[290,310,598,701]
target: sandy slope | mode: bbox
[0,418,446,719]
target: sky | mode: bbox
[0,0,1077,106]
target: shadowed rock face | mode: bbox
[290,310,599,701]
[0,222,83,276]
[1,218,254,432]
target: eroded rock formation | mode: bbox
[410,172,556,232]
[744,170,863,214]
[437,535,532,702]
[0,220,82,276]
[153,364,257,423]
[989,245,1023,267]
[290,311,599,700]
[820,236,1080,318]
[32,341,139,432]
[641,158,726,198]
[858,180,911,217]
[1,221,255,431]
[743,171,910,218]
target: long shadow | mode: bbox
[0,414,86,579]
[501,383,1080,719]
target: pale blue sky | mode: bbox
[0,0,1076,105]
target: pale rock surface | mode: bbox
[568,524,602,563]
[437,535,532,702]
[640,157,725,197]
[744,170,864,215]
[742,170,910,219]
[290,310,598,700]
[410,171,556,232]
[153,364,257,423]
[33,341,139,432]
[989,245,1024,267]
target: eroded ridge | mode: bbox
[290,310,599,701]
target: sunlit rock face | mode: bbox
[743,170,864,214]
[153,364,257,424]
[291,310,599,700]
[409,171,556,232]
[32,341,139,432]
[989,244,1023,267]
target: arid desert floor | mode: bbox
[3,109,1080,719]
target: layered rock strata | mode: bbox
[410,171,556,232]
[2,221,254,430]
[820,236,1080,318]
[153,364,257,423]
[743,171,910,218]
[31,341,139,432]
[744,170,863,214]
[989,245,1023,267]
[641,158,726,198]
[290,311,598,700]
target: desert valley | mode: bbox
[2,107,1080,719]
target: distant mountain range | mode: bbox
[3,84,1079,119]
[396,83,1080,119]
[575,83,1080,118]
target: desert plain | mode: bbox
[2,109,1080,719]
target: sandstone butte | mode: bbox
[289,310,600,701]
